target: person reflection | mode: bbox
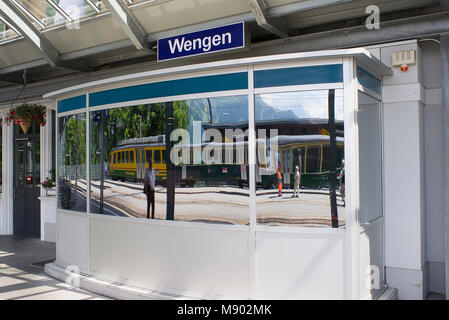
[144,158,156,219]
[339,160,345,206]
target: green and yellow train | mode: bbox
[108,135,344,189]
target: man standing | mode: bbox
[144,158,156,219]
[293,166,301,198]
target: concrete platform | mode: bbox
[0,235,107,300]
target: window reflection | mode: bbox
[89,96,250,225]
[255,90,345,227]
[58,113,87,212]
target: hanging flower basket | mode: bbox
[4,103,46,134]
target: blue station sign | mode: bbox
[157,22,247,62]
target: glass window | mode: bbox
[306,146,321,173]
[57,113,87,212]
[16,0,57,28]
[358,92,382,225]
[154,149,161,163]
[89,96,249,224]
[255,90,344,228]
[0,18,19,42]
[130,150,134,163]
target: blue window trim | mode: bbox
[357,66,382,95]
[89,72,248,107]
[254,64,343,88]
[57,95,86,113]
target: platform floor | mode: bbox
[0,235,108,300]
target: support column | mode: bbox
[0,121,13,235]
[381,41,427,299]
[440,33,449,300]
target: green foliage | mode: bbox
[4,103,46,126]
[60,114,86,167]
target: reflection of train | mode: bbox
[109,136,167,183]
[107,135,344,189]
[269,135,344,189]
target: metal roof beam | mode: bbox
[249,0,288,38]
[0,73,26,85]
[0,0,59,67]
[102,0,150,51]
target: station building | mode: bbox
[0,0,448,300]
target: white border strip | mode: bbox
[44,48,388,99]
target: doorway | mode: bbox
[13,122,41,237]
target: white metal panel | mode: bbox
[255,230,345,299]
[383,101,424,270]
[0,40,42,68]
[358,219,384,299]
[57,210,90,271]
[90,215,251,299]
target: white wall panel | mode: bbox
[57,211,89,271]
[255,230,345,299]
[90,216,251,299]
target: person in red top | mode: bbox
[277,165,283,197]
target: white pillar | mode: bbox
[0,120,14,235]
[380,41,427,299]
[440,33,449,300]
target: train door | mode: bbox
[136,148,145,180]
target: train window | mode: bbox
[118,152,122,164]
[130,150,134,163]
[292,147,305,173]
[125,151,129,163]
[146,150,152,164]
[322,146,331,172]
[154,149,161,163]
[306,146,321,173]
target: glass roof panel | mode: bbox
[48,0,107,25]
[0,17,20,42]
[15,0,57,29]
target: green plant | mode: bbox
[4,103,46,126]
[41,177,55,189]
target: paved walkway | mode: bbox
[0,235,108,300]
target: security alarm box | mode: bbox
[392,50,416,67]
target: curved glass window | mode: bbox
[57,113,87,212]
[89,95,249,224]
[255,89,345,227]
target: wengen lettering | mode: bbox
[168,32,232,54]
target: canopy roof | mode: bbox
[0,0,445,102]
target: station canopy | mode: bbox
[0,0,443,101]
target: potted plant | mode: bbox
[4,103,46,134]
[41,177,56,196]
